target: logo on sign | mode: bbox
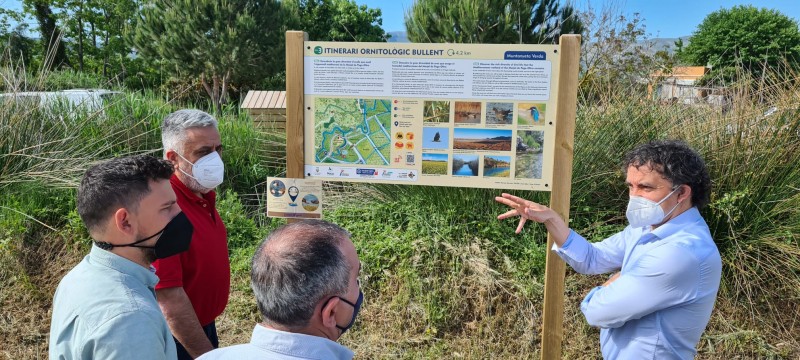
[356,168,377,176]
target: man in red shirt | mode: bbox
[155,109,230,359]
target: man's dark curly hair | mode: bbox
[77,155,174,233]
[622,140,711,209]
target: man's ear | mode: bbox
[320,297,340,329]
[677,184,692,204]
[165,149,179,167]
[113,207,135,236]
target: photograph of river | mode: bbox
[484,155,511,177]
[452,154,479,176]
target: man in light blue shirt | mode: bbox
[496,140,721,359]
[50,155,193,360]
[199,220,361,360]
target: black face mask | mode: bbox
[335,290,364,334]
[95,212,193,259]
[321,288,363,335]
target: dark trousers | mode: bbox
[175,321,219,360]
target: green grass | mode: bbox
[484,169,510,177]
[422,160,448,175]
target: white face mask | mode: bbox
[626,187,681,228]
[176,151,224,189]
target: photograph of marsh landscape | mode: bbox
[451,154,479,176]
[515,130,544,179]
[423,100,450,123]
[518,102,546,125]
[422,153,448,175]
[483,155,511,177]
[453,128,512,151]
[486,102,513,125]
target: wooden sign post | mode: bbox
[285,31,308,223]
[285,31,307,180]
[540,34,580,360]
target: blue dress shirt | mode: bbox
[198,324,354,360]
[49,245,177,360]
[553,207,721,359]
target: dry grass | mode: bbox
[0,235,84,360]
[1,229,799,359]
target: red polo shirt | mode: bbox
[153,175,230,326]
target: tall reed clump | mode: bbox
[0,62,289,356]
[669,71,800,334]
[578,68,800,347]
[339,67,799,355]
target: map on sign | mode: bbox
[314,98,392,165]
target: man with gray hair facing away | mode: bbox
[154,109,230,359]
[199,220,363,360]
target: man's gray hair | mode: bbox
[251,220,352,329]
[161,109,218,156]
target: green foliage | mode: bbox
[517,130,543,149]
[3,0,162,88]
[216,189,267,251]
[217,111,275,194]
[0,183,75,248]
[405,0,584,44]
[421,160,447,175]
[327,191,547,334]
[679,5,800,85]
[0,23,38,69]
[50,0,138,75]
[25,0,72,69]
[129,0,284,111]
[42,70,108,90]
[284,0,389,42]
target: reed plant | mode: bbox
[335,68,800,357]
[1,56,798,357]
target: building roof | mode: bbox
[241,91,286,109]
[651,66,708,79]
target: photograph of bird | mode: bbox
[528,106,540,122]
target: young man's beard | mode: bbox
[141,247,157,264]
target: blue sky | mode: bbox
[453,128,512,140]
[422,153,448,162]
[4,0,800,39]
[422,127,450,149]
[485,155,510,162]
[358,0,800,38]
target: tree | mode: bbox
[284,0,388,42]
[578,5,658,100]
[129,0,283,111]
[1,24,38,67]
[1,10,39,68]
[678,5,800,85]
[404,0,584,44]
[25,0,71,69]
